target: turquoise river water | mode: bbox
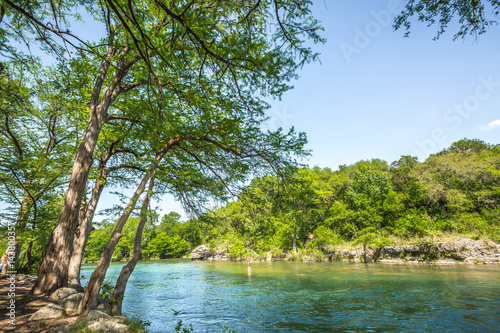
[81,260,500,332]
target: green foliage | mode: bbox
[352,227,379,249]
[228,240,248,260]
[125,317,151,333]
[68,319,94,333]
[146,234,190,259]
[394,1,500,40]
[393,211,434,237]
[99,280,115,302]
[182,139,500,258]
[174,320,235,333]
[311,226,342,251]
[80,140,500,263]
[0,61,79,273]
[174,320,193,333]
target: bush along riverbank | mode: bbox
[181,140,500,266]
[190,237,500,264]
[77,140,500,268]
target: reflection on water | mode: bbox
[81,261,500,332]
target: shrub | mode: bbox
[146,233,190,258]
[228,240,248,259]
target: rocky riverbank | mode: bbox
[190,238,500,264]
[0,275,144,332]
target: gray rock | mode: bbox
[82,309,125,324]
[111,316,127,324]
[191,245,211,260]
[83,310,111,323]
[382,246,403,256]
[97,297,112,313]
[339,249,357,259]
[449,252,468,260]
[49,287,78,302]
[60,293,84,313]
[87,321,130,333]
[402,245,420,253]
[29,303,65,321]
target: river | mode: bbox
[81,260,500,332]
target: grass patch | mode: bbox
[125,317,150,333]
[68,319,93,333]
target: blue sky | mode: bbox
[269,0,500,170]
[5,1,500,221]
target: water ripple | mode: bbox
[81,260,500,333]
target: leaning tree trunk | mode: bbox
[77,168,154,314]
[77,141,177,314]
[67,173,107,291]
[111,177,155,315]
[0,191,30,274]
[78,140,179,314]
[68,139,135,290]
[31,42,137,295]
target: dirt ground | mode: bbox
[0,274,83,333]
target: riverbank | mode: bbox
[0,275,147,333]
[0,274,79,333]
[190,238,500,264]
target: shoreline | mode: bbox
[190,238,500,265]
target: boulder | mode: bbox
[87,321,130,333]
[29,303,65,321]
[83,310,111,323]
[68,283,85,293]
[97,297,112,313]
[49,287,78,302]
[60,293,84,313]
[191,245,211,260]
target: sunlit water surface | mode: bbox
[81,260,500,332]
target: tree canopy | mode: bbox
[395,0,500,40]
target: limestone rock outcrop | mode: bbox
[191,245,211,260]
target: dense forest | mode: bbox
[81,139,500,262]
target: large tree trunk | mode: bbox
[67,172,107,291]
[111,177,155,315]
[31,104,108,295]
[31,42,137,295]
[77,140,179,314]
[0,190,30,274]
[68,138,136,290]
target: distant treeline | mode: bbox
[84,139,500,261]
